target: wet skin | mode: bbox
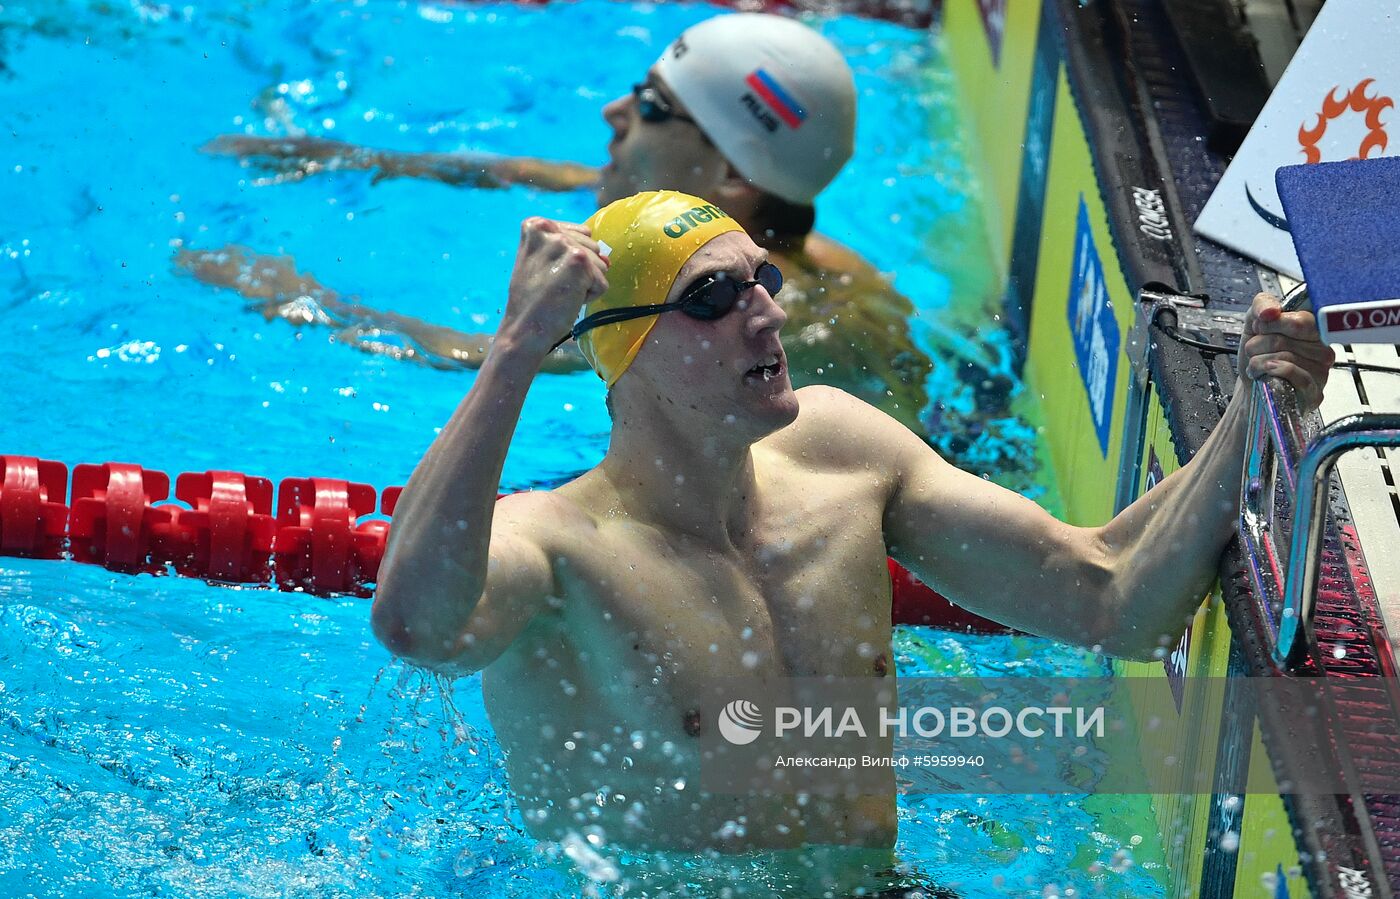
[482,410,900,851]
[418,231,899,852]
[373,228,908,855]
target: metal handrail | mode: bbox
[1280,412,1400,659]
[1240,374,1400,666]
[1258,375,1311,497]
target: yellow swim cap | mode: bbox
[578,191,745,386]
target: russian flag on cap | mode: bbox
[744,68,807,129]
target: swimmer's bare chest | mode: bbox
[510,463,890,693]
[481,465,898,848]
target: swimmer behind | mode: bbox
[181,14,936,435]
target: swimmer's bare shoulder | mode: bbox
[486,478,636,593]
[800,232,885,281]
[490,485,601,587]
[767,384,938,477]
[398,488,596,675]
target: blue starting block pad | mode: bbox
[1276,156,1400,344]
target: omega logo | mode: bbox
[1330,305,1400,332]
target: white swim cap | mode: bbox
[655,13,856,206]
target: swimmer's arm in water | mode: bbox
[201,135,599,191]
[876,293,1331,660]
[174,245,591,374]
[371,218,609,675]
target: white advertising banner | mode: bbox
[1193,0,1399,279]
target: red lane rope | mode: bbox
[0,455,1012,634]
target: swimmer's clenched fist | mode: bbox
[500,217,609,357]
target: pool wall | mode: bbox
[942,0,1310,896]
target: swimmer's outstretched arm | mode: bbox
[201,135,599,191]
[372,218,609,674]
[173,245,591,373]
[872,293,1332,659]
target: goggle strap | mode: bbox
[551,302,678,352]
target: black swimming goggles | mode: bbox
[632,81,697,126]
[552,261,784,352]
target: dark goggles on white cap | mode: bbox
[633,81,698,127]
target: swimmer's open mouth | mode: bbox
[744,354,785,382]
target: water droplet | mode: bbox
[453,847,480,878]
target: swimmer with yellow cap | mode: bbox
[375,189,1332,885]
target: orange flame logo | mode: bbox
[1297,78,1394,163]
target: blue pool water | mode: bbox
[1,1,1163,895]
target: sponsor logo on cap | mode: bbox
[661,203,731,239]
[742,68,807,130]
